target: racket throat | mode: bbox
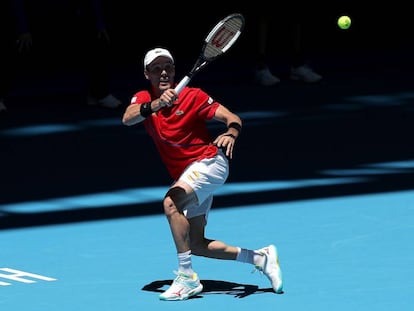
[175,76,191,94]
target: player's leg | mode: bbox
[163,185,197,253]
[159,185,203,301]
[187,202,283,294]
[188,208,238,260]
[159,150,230,301]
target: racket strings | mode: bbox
[203,15,244,60]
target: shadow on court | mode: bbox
[1,167,414,230]
[142,279,276,299]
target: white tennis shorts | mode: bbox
[178,150,229,219]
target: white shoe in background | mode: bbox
[88,94,122,109]
[255,67,280,86]
[290,65,322,83]
[0,99,7,112]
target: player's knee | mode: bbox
[163,186,187,215]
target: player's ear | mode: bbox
[144,70,149,80]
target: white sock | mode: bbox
[178,250,194,275]
[236,247,256,265]
[236,247,265,267]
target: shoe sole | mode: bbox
[159,283,203,301]
[265,245,283,294]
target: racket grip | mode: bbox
[174,76,191,95]
[159,75,191,107]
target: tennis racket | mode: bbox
[174,13,245,94]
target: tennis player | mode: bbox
[122,47,283,301]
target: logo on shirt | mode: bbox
[175,110,184,115]
[208,97,214,104]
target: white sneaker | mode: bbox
[88,94,122,108]
[159,271,203,301]
[255,67,280,86]
[255,244,283,293]
[290,65,322,83]
[0,99,7,112]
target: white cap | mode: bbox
[143,48,174,68]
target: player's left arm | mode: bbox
[213,105,242,159]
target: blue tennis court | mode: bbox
[2,188,414,310]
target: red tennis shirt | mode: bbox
[131,86,220,180]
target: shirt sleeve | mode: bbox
[131,91,151,105]
[195,89,220,120]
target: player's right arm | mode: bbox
[122,89,177,126]
[122,103,145,126]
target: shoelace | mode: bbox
[172,270,197,283]
[251,251,268,274]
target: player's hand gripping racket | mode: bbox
[174,13,245,96]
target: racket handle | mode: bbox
[174,76,191,95]
[159,75,191,107]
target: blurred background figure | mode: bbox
[75,0,122,108]
[253,10,322,86]
[0,0,34,113]
[0,0,122,113]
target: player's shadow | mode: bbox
[142,279,281,299]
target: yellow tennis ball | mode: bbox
[337,15,351,30]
